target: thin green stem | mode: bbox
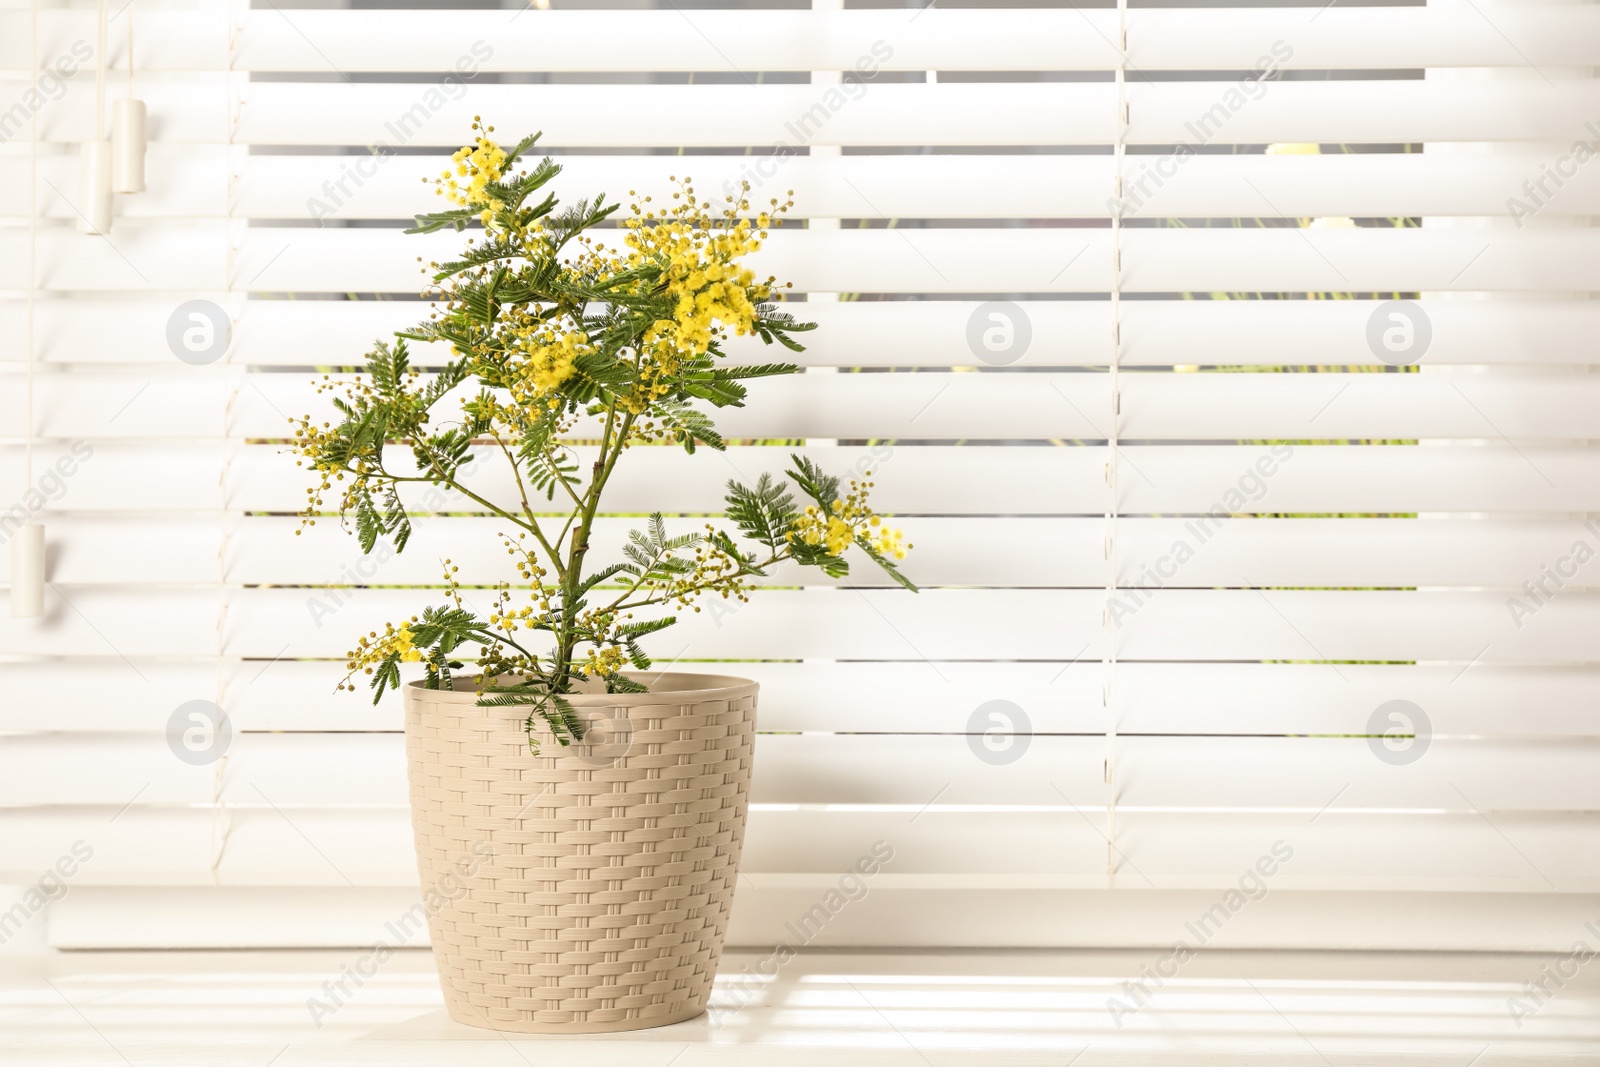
[608,546,791,614]
[489,431,566,580]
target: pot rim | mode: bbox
[402,670,758,706]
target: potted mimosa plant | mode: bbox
[291,120,913,1033]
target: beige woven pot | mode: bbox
[402,671,758,1034]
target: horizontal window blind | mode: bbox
[2,0,1597,950]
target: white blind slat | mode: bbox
[10,808,1600,896]
[10,151,1600,223]
[4,587,1589,662]
[10,79,1600,146]
[6,732,1596,820]
[8,368,1599,442]
[8,442,1600,515]
[14,226,1600,293]
[5,660,1594,738]
[9,9,1600,73]
[7,299,1597,368]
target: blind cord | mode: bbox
[210,0,245,883]
[1104,0,1129,888]
[95,0,107,142]
[26,0,37,491]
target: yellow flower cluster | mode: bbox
[394,626,423,661]
[647,522,755,611]
[433,118,507,225]
[514,328,588,399]
[340,620,423,691]
[580,645,627,678]
[627,217,765,354]
[290,365,428,528]
[490,602,541,633]
[868,521,908,560]
[787,475,909,560]
[794,507,855,555]
[617,180,786,411]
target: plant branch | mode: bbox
[490,430,566,581]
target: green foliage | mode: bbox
[293,124,914,748]
[621,514,700,583]
[359,604,497,705]
[725,474,797,555]
[478,687,583,754]
[656,399,725,453]
[525,447,580,502]
[785,453,841,512]
[854,535,917,593]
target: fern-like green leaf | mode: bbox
[725,473,797,554]
[711,362,800,381]
[404,208,478,235]
[786,453,841,511]
[657,400,724,453]
[605,674,650,694]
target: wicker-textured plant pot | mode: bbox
[402,672,758,1034]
